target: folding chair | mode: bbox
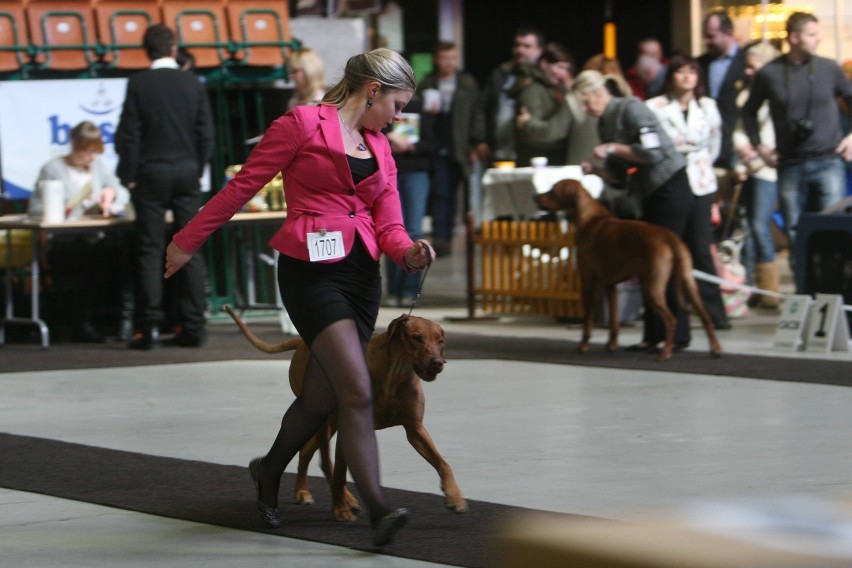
[26,0,99,72]
[225,0,293,67]
[0,0,31,73]
[160,0,231,69]
[94,0,160,70]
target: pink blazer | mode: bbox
[172,104,413,267]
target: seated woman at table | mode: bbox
[28,120,133,343]
[29,121,129,220]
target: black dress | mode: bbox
[276,155,381,345]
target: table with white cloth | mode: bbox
[480,165,604,222]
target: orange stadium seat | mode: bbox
[95,0,160,69]
[160,0,230,69]
[0,0,31,72]
[225,0,293,67]
[26,0,99,71]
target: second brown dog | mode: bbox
[223,305,467,521]
[535,179,722,361]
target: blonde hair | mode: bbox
[290,48,326,102]
[70,121,104,154]
[745,41,780,65]
[322,48,415,107]
[572,69,608,96]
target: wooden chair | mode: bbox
[160,0,230,69]
[94,0,160,70]
[25,0,99,72]
[0,0,31,73]
[225,0,293,67]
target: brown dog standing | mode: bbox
[223,305,468,520]
[535,179,722,361]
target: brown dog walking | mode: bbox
[223,305,467,520]
[536,179,722,361]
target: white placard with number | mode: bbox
[805,294,850,353]
[307,231,344,262]
[774,295,812,351]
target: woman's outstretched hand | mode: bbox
[164,241,192,279]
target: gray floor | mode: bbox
[2,237,851,567]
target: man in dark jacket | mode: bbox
[697,9,748,170]
[115,24,214,349]
[477,26,545,166]
[418,41,484,256]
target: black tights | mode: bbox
[255,318,391,525]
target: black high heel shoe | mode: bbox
[372,508,408,547]
[249,457,281,529]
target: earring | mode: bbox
[366,98,373,109]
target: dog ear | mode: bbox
[387,314,409,339]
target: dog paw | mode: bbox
[343,488,361,512]
[575,343,590,354]
[446,498,468,513]
[605,342,619,352]
[294,490,315,505]
[333,507,358,522]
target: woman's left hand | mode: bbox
[404,239,435,271]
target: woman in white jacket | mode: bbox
[646,52,730,330]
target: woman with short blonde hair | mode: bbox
[286,48,327,109]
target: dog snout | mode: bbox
[535,191,557,211]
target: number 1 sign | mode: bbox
[805,294,851,353]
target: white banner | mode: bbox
[0,78,127,199]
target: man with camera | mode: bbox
[741,11,852,259]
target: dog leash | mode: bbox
[407,241,433,316]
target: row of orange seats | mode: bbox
[0,0,295,73]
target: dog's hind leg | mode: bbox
[294,433,320,505]
[680,273,723,357]
[577,277,597,353]
[405,422,467,513]
[330,441,360,521]
[604,284,621,352]
[294,419,337,505]
[643,272,677,361]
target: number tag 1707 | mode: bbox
[307,230,345,262]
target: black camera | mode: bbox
[792,118,814,141]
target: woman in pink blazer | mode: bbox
[165,48,434,546]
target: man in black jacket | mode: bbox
[115,24,214,349]
[697,9,748,171]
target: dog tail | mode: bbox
[223,304,303,354]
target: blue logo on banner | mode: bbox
[48,115,116,146]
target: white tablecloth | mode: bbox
[480,166,603,221]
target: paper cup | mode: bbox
[422,88,441,113]
[39,180,65,223]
